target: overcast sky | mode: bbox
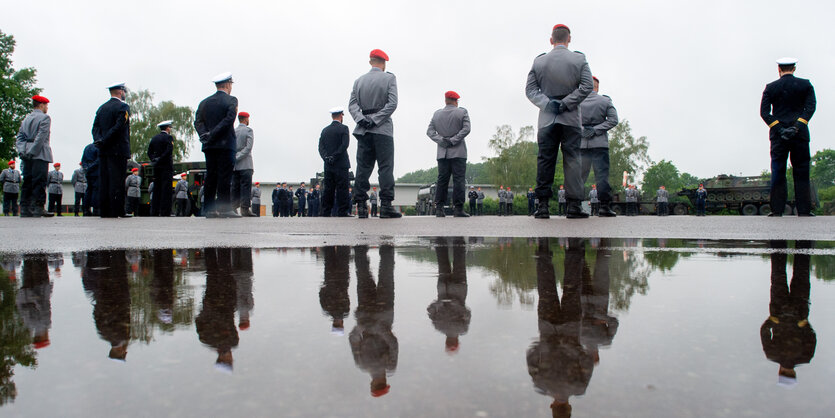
[3,0,833,183]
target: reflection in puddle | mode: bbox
[0,238,833,416]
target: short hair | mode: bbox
[778,64,796,72]
[238,115,247,122]
[216,81,232,89]
[552,27,570,43]
[370,57,386,65]
[32,99,40,107]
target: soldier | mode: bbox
[506,188,514,216]
[278,182,288,217]
[196,248,239,372]
[369,187,378,217]
[656,185,668,216]
[92,83,131,218]
[760,57,816,217]
[349,49,400,219]
[124,167,141,216]
[427,90,471,218]
[16,254,53,352]
[232,111,256,217]
[468,186,478,215]
[71,162,87,216]
[427,237,470,354]
[174,174,189,216]
[295,182,308,217]
[287,186,295,216]
[47,163,63,216]
[251,182,261,217]
[147,120,175,216]
[271,184,280,217]
[81,141,99,216]
[589,184,599,216]
[527,187,536,216]
[320,107,352,218]
[497,186,506,216]
[319,246,351,335]
[527,24,593,219]
[476,187,485,215]
[695,183,707,216]
[579,76,619,217]
[557,185,567,216]
[194,72,240,218]
[309,184,320,217]
[1,161,21,216]
[625,184,638,216]
[15,95,54,217]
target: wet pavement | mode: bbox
[1,238,834,417]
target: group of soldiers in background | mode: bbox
[271,183,323,217]
[467,187,486,215]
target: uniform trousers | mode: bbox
[498,202,506,216]
[528,200,535,215]
[3,192,18,215]
[176,198,189,216]
[151,169,173,216]
[272,200,279,217]
[627,202,637,216]
[470,199,477,214]
[20,159,48,211]
[370,202,377,217]
[536,123,583,203]
[477,202,483,215]
[507,202,513,216]
[252,203,260,216]
[353,133,394,204]
[74,192,85,216]
[696,200,706,216]
[84,175,99,216]
[125,196,140,215]
[590,202,600,216]
[231,169,253,209]
[203,149,235,214]
[297,198,306,216]
[581,148,613,203]
[558,202,566,215]
[48,193,62,215]
[321,167,350,216]
[657,202,668,216]
[435,158,466,208]
[769,128,812,215]
[98,155,127,218]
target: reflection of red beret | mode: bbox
[444,91,460,100]
[371,385,391,397]
[370,49,389,61]
[34,340,51,349]
[553,24,570,32]
[238,112,250,118]
[592,76,599,82]
[32,95,50,103]
[131,168,138,172]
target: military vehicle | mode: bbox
[677,174,816,216]
[608,188,658,215]
[134,161,207,216]
[415,183,454,216]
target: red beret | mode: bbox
[592,76,599,82]
[7,161,15,166]
[34,340,51,350]
[444,91,460,100]
[181,173,187,177]
[553,24,570,32]
[32,95,50,104]
[53,163,61,167]
[131,168,139,172]
[369,49,389,61]
[255,182,260,185]
[238,112,250,118]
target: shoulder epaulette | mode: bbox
[536,52,546,58]
[602,94,611,98]
[574,50,585,55]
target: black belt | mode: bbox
[362,108,381,115]
[548,95,567,100]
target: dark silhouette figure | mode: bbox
[580,238,619,364]
[85,250,130,361]
[527,238,595,418]
[427,237,471,354]
[761,240,816,387]
[232,248,254,331]
[196,248,239,372]
[349,245,398,398]
[150,249,175,326]
[319,246,351,334]
[16,254,52,350]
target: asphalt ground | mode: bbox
[0,214,832,253]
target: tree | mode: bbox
[126,90,195,162]
[0,266,37,406]
[483,125,538,189]
[641,159,682,200]
[608,120,651,193]
[0,30,41,163]
[397,162,491,185]
[811,149,835,190]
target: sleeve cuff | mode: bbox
[797,118,808,125]
[768,120,780,128]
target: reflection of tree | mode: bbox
[0,268,36,406]
[483,239,539,308]
[642,239,691,273]
[128,250,195,343]
[606,248,650,312]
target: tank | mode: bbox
[676,174,809,216]
[415,183,454,216]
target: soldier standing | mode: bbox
[174,174,189,216]
[656,185,668,216]
[506,188,514,216]
[147,120,175,216]
[557,185,567,216]
[695,183,707,216]
[15,95,54,217]
[81,141,99,216]
[760,57,816,217]
[124,167,141,216]
[92,83,131,218]
[71,163,87,216]
[625,184,638,216]
[527,24,593,219]
[295,182,308,217]
[271,184,280,217]
[579,76,619,217]
[476,187,484,215]
[589,184,599,216]
[1,161,21,216]
[251,182,261,217]
[194,72,240,218]
[497,186,506,216]
[426,90,471,218]
[527,187,535,216]
[369,187,378,217]
[349,49,400,219]
[468,186,478,215]
[287,186,295,216]
[232,111,256,217]
[309,184,321,217]
[47,163,63,216]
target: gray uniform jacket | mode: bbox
[15,109,53,162]
[656,189,668,203]
[506,191,514,202]
[71,169,87,193]
[125,174,141,197]
[426,105,471,160]
[558,189,566,203]
[175,180,189,200]
[1,168,21,194]
[477,191,484,203]
[349,67,398,137]
[626,189,638,203]
[148,182,154,198]
[526,45,594,129]
[369,191,378,203]
[498,189,506,203]
[47,170,63,194]
[251,188,261,205]
[579,91,619,149]
[234,124,254,171]
[589,189,599,203]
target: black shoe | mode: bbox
[240,207,258,217]
[534,202,550,219]
[218,211,242,218]
[357,203,369,219]
[436,207,446,217]
[767,213,782,217]
[453,207,470,218]
[379,205,402,219]
[20,206,34,218]
[598,204,617,217]
[33,207,54,217]
[798,213,816,217]
[205,211,221,218]
[565,202,589,219]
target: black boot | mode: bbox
[379,203,401,219]
[453,206,469,217]
[240,207,258,217]
[357,202,369,219]
[32,206,54,217]
[436,205,445,217]
[19,205,34,218]
[534,200,550,219]
[565,201,589,219]
[598,202,617,217]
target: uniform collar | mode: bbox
[370,67,383,73]
[444,104,457,109]
[553,45,568,50]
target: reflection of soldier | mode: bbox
[319,246,351,334]
[528,238,594,418]
[16,254,53,349]
[150,249,175,325]
[580,239,618,362]
[1,255,23,281]
[196,248,239,372]
[427,237,470,353]
[761,240,816,388]
[232,248,254,331]
[85,250,131,361]
[349,245,398,397]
